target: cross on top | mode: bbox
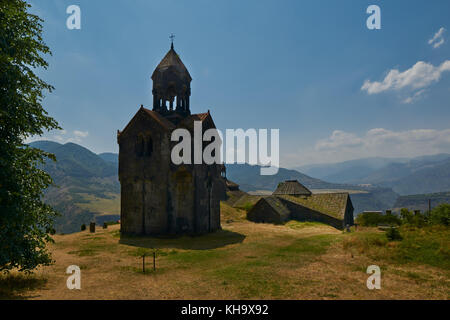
[169,33,175,48]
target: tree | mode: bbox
[0,1,60,272]
[429,204,450,226]
[400,208,414,224]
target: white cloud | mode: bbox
[361,60,450,102]
[428,27,446,49]
[73,130,89,138]
[315,130,363,150]
[282,128,450,167]
[402,89,426,104]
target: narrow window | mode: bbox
[145,136,153,157]
[136,135,144,157]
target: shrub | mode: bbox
[355,211,401,227]
[386,227,402,241]
[80,224,86,231]
[400,208,414,224]
[428,204,450,226]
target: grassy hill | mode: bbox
[1,206,448,299]
[30,141,120,234]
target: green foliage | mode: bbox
[344,226,450,270]
[80,224,86,231]
[386,227,402,241]
[395,225,450,269]
[0,1,60,272]
[428,204,450,226]
[400,208,414,224]
[241,202,254,212]
[355,211,401,227]
[399,206,449,227]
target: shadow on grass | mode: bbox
[0,274,47,300]
[119,229,246,250]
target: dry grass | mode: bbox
[1,207,448,300]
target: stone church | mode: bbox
[117,43,226,236]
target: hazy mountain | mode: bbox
[384,159,450,195]
[226,163,348,191]
[394,191,450,212]
[295,157,408,182]
[295,154,450,195]
[99,152,118,164]
[29,141,400,233]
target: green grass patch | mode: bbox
[343,226,450,270]
[394,225,450,269]
[75,192,120,215]
[166,249,228,265]
[67,239,119,257]
[285,220,329,230]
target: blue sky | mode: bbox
[28,0,450,167]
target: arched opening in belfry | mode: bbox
[167,84,177,111]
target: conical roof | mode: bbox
[151,46,192,81]
[273,180,312,196]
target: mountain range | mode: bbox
[295,154,450,195]
[29,140,448,233]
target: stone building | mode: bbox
[247,180,354,229]
[117,43,226,236]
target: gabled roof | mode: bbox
[118,106,175,138]
[118,107,218,139]
[273,180,312,196]
[263,196,291,219]
[151,47,192,81]
[247,196,291,224]
[142,108,176,129]
[178,111,216,130]
[278,193,351,220]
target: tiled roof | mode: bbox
[263,196,291,219]
[151,47,192,81]
[279,193,350,220]
[142,108,175,129]
[273,180,312,196]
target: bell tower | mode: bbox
[151,36,192,117]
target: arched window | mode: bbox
[145,136,153,157]
[136,135,144,157]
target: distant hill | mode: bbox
[394,191,450,212]
[30,141,399,233]
[226,163,346,191]
[296,154,450,195]
[296,157,408,182]
[99,152,118,164]
[30,141,120,234]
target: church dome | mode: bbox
[151,44,192,116]
[151,45,192,82]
